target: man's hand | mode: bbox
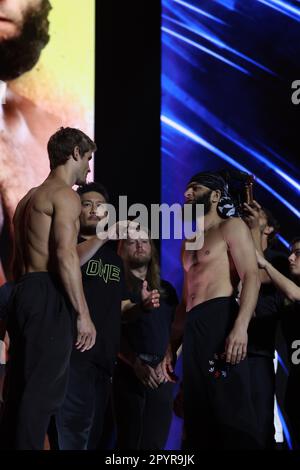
[157,345,178,383]
[133,357,161,389]
[225,322,248,365]
[141,280,160,309]
[242,200,261,230]
[101,220,140,240]
[256,249,268,269]
[76,314,97,352]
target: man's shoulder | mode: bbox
[219,216,246,235]
[52,185,80,207]
[220,216,243,227]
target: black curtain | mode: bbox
[94,0,161,214]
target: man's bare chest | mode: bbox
[183,231,227,272]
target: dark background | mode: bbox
[95,0,162,213]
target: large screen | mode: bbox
[0,0,95,284]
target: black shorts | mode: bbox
[183,296,261,449]
[1,272,74,449]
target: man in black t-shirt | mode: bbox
[113,230,178,450]
[56,183,160,450]
[55,182,125,450]
[243,202,288,448]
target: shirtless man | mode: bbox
[0,0,89,282]
[0,127,96,450]
[171,172,261,450]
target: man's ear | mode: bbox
[212,189,221,203]
[73,146,81,161]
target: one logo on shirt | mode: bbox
[86,259,121,284]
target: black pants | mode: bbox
[56,358,111,450]
[113,359,174,450]
[0,273,73,450]
[183,297,261,450]
[248,355,275,449]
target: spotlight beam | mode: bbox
[161,115,300,219]
[171,0,225,24]
[162,27,250,75]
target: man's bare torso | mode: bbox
[183,220,239,311]
[13,180,79,278]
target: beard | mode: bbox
[183,190,212,221]
[128,253,151,269]
[195,190,213,215]
[0,0,51,81]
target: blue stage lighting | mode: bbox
[276,234,290,249]
[277,403,293,449]
[257,0,300,21]
[162,14,275,75]
[171,0,225,24]
[277,351,289,375]
[161,115,300,219]
[162,27,250,74]
[162,76,300,195]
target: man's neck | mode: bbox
[203,211,222,232]
[129,265,148,281]
[48,166,76,187]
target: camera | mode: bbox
[218,169,255,215]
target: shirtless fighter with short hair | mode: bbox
[171,172,261,449]
[0,127,96,449]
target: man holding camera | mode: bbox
[243,201,288,448]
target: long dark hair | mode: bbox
[118,235,164,295]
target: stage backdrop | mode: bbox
[161,0,300,449]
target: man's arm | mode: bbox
[170,299,187,357]
[77,221,133,266]
[121,281,160,322]
[169,241,189,357]
[118,329,161,389]
[243,201,271,284]
[221,218,261,364]
[77,236,107,266]
[256,251,300,302]
[53,189,96,352]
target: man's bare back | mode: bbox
[183,219,240,311]
[13,179,80,278]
